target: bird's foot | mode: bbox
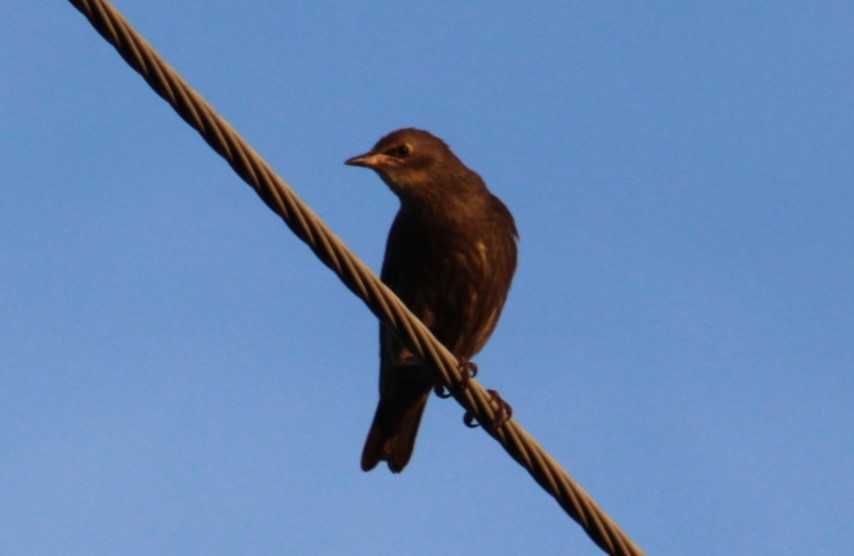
[463,389,512,429]
[457,358,478,387]
[487,389,513,429]
[434,357,478,399]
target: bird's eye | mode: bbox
[387,145,410,158]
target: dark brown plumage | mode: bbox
[346,128,518,473]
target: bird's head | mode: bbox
[346,128,476,203]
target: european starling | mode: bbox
[346,128,518,473]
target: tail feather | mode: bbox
[361,388,431,473]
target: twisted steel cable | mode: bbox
[67,1,644,554]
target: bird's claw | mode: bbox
[464,410,479,428]
[487,389,513,429]
[463,389,513,430]
[456,358,478,392]
[434,358,478,399]
[434,384,453,398]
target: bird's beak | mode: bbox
[345,152,383,168]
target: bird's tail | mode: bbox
[361,386,431,473]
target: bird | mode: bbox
[345,128,518,473]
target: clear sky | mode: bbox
[2,2,852,555]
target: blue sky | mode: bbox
[2,2,852,555]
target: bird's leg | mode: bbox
[463,389,512,429]
[434,357,478,398]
